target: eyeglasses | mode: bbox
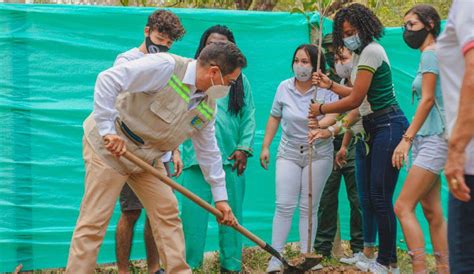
[402,20,422,31]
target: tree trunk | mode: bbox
[251,0,277,11]
[234,0,252,10]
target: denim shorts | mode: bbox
[412,134,448,175]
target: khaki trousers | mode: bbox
[66,138,190,273]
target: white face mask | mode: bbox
[335,60,353,79]
[206,69,231,99]
[293,64,313,82]
[343,34,362,51]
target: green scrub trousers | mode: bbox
[181,165,245,271]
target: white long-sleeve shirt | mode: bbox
[93,53,228,201]
[113,47,172,163]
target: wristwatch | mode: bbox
[327,126,336,138]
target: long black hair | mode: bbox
[291,44,326,74]
[405,4,441,38]
[195,25,245,116]
[333,3,384,54]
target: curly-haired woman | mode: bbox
[311,4,409,273]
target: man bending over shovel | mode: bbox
[65,41,244,274]
[113,10,185,274]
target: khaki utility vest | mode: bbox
[83,54,216,174]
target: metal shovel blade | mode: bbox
[263,244,322,273]
[282,255,322,273]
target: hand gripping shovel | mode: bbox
[122,150,322,273]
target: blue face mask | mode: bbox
[343,34,362,51]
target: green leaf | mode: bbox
[368,0,377,8]
[302,1,316,11]
[365,141,370,156]
[338,126,346,135]
[336,113,347,121]
[322,0,332,8]
[290,7,306,15]
[311,20,321,30]
[364,132,370,142]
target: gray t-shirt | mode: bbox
[271,78,339,145]
[437,0,474,175]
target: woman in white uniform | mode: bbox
[260,44,339,272]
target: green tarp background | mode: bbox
[0,4,449,271]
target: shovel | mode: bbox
[122,150,322,273]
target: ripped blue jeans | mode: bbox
[362,107,409,266]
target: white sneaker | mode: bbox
[266,257,283,273]
[340,252,376,265]
[389,266,400,274]
[311,263,323,270]
[356,261,389,273]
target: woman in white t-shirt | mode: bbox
[260,44,339,272]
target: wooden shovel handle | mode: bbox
[122,151,267,248]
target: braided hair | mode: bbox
[333,3,384,54]
[195,25,245,116]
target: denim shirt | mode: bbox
[412,50,445,136]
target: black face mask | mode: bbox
[403,28,429,49]
[145,36,169,53]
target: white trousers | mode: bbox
[270,139,334,256]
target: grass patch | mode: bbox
[18,241,438,273]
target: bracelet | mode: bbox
[402,134,414,143]
[319,103,325,115]
[328,80,334,90]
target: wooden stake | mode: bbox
[307,141,314,255]
[307,0,326,256]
